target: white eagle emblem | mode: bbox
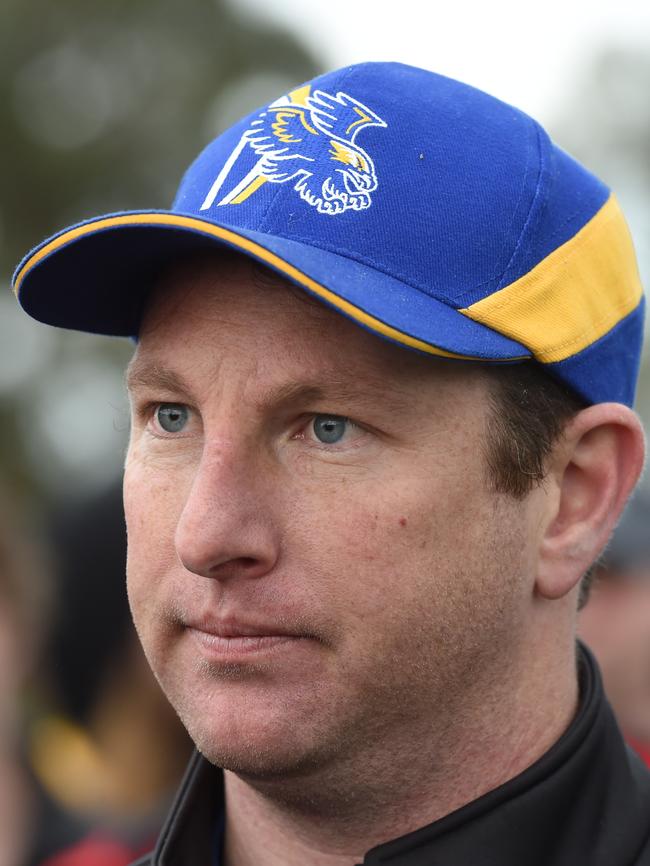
[200,85,387,216]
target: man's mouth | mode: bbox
[183,615,320,659]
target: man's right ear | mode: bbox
[535,403,646,602]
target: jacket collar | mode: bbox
[150,644,650,866]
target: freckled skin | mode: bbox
[124,256,537,793]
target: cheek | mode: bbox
[123,450,190,625]
[289,471,457,618]
[310,460,528,629]
[327,465,470,564]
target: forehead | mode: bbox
[134,252,489,404]
[143,252,340,346]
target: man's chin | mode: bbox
[176,695,347,781]
[194,729,334,781]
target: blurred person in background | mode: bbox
[0,481,192,865]
[28,483,193,866]
[579,493,650,768]
[0,487,72,866]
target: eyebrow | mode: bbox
[125,357,193,398]
[266,382,330,409]
[125,358,411,414]
[264,377,416,418]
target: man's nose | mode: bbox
[174,440,280,582]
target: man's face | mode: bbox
[124,256,537,779]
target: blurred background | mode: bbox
[1,0,649,862]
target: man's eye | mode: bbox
[155,404,189,433]
[312,415,349,444]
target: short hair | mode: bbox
[483,363,586,499]
[483,363,593,606]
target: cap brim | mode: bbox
[13,210,530,362]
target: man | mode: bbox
[12,62,650,865]
[579,493,650,767]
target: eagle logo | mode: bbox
[200,85,387,216]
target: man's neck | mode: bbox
[222,636,579,866]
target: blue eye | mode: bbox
[156,404,188,433]
[312,415,348,444]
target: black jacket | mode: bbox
[132,646,650,865]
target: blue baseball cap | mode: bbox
[12,62,644,405]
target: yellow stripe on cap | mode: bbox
[461,194,643,364]
[13,212,525,362]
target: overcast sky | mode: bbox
[235,0,650,123]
